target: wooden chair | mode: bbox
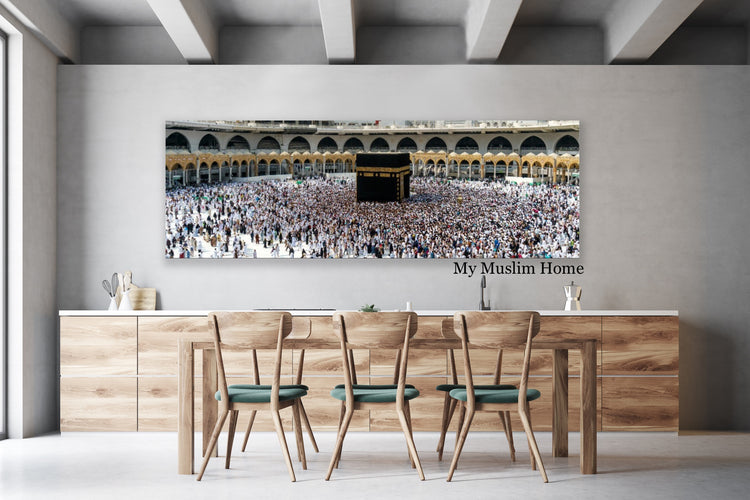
[447,311,548,483]
[197,311,309,482]
[326,311,425,481]
[235,345,319,455]
[435,317,517,461]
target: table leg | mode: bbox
[178,339,194,474]
[203,348,218,458]
[552,349,569,457]
[580,340,597,474]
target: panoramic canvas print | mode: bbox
[165,120,580,259]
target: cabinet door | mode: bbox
[602,316,679,430]
[60,316,138,431]
[61,377,137,431]
[60,316,137,376]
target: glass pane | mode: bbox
[0,32,6,439]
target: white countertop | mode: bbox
[59,309,678,317]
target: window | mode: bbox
[0,31,7,440]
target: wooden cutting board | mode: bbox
[128,288,156,310]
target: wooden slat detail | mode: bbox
[60,377,137,431]
[369,376,448,431]
[602,376,678,431]
[370,349,446,376]
[602,316,678,374]
[60,317,137,376]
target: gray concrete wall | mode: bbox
[219,27,328,64]
[81,27,185,65]
[2,7,59,437]
[649,27,747,65]
[57,65,750,430]
[498,27,604,64]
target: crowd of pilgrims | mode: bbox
[165,177,579,259]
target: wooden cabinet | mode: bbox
[59,312,678,432]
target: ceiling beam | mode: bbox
[0,0,78,62]
[146,0,218,64]
[465,0,522,63]
[604,0,704,64]
[318,0,355,64]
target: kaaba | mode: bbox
[355,153,411,202]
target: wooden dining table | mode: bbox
[177,332,598,476]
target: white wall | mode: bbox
[57,64,750,431]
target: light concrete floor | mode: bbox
[1,431,749,499]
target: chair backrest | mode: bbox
[210,311,293,348]
[442,315,508,385]
[454,311,540,405]
[333,311,418,399]
[454,311,540,348]
[208,311,293,407]
[333,311,418,349]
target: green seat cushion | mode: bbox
[216,386,307,403]
[330,386,420,403]
[229,383,309,391]
[448,388,541,404]
[436,383,516,392]
[334,383,415,390]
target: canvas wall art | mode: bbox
[165,120,580,259]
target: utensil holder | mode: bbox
[118,291,133,311]
[107,296,118,311]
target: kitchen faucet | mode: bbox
[479,275,491,310]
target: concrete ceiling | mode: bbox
[4,0,748,64]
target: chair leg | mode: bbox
[326,407,354,480]
[225,410,239,469]
[436,393,454,460]
[240,410,257,452]
[334,402,346,468]
[452,402,466,468]
[526,401,536,470]
[447,404,475,482]
[292,400,307,470]
[197,409,230,481]
[299,401,319,453]
[403,401,416,468]
[271,410,296,482]
[501,411,516,461]
[455,403,466,446]
[397,403,425,480]
[519,403,548,483]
